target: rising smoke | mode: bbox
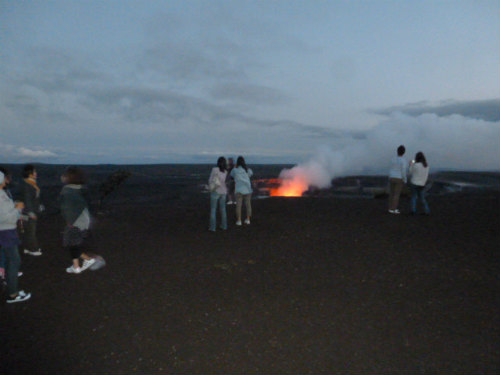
[277,113,500,194]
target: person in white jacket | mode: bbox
[388,145,408,214]
[0,171,31,303]
[409,152,430,215]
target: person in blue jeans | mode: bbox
[409,151,430,215]
[0,171,31,303]
[208,157,228,232]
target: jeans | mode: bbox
[209,193,227,231]
[1,245,21,295]
[410,184,430,214]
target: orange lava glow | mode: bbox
[269,178,308,197]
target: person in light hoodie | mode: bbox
[208,157,228,232]
[59,167,96,274]
[0,171,31,303]
[387,145,408,214]
[230,156,253,226]
[409,152,430,215]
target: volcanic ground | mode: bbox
[0,167,499,374]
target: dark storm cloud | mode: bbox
[374,99,500,122]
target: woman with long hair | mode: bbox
[208,157,228,232]
[230,156,253,225]
[60,167,96,273]
[409,151,430,215]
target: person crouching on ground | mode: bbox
[20,164,43,256]
[0,171,31,303]
[208,157,228,232]
[59,167,95,274]
[388,145,408,214]
[230,156,253,226]
[409,152,430,215]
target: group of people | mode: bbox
[387,145,430,215]
[208,156,253,232]
[0,165,96,304]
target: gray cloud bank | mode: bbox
[375,99,500,122]
[2,46,498,167]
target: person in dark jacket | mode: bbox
[20,164,43,256]
[59,167,95,274]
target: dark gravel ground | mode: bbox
[1,192,499,374]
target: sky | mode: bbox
[1,0,499,169]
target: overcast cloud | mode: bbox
[1,0,499,169]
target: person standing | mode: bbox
[388,145,408,214]
[208,157,228,232]
[0,167,24,282]
[59,167,95,274]
[20,164,43,256]
[0,171,31,303]
[226,157,236,205]
[230,156,253,226]
[409,152,430,215]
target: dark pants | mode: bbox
[1,245,21,295]
[22,219,38,251]
[63,227,90,260]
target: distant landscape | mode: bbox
[2,164,499,208]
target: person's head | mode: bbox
[397,145,406,156]
[217,156,227,172]
[415,151,428,167]
[61,166,86,185]
[227,157,234,167]
[236,156,247,172]
[22,164,37,179]
[0,166,11,185]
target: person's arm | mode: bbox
[247,169,253,178]
[0,197,23,226]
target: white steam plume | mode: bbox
[277,113,500,194]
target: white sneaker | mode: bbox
[244,218,251,225]
[388,209,400,214]
[7,290,31,304]
[24,249,42,256]
[236,220,242,226]
[81,258,96,271]
[66,265,82,274]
